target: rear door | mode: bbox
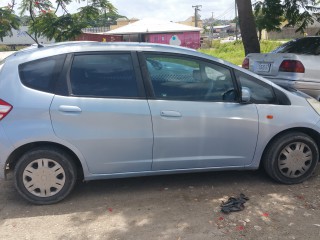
[50,52,153,174]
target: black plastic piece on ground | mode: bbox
[220,193,249,214]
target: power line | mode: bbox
[214,3,235,20]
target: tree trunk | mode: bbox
[258,30,262,41]
[236,0,260,55]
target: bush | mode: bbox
[198,40,285,65]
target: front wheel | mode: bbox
[14,147,77,205]
[263,132,319,184]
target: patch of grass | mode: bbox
[198,40,285,65]
[260,40,284,53]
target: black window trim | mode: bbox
[233,69,287,105]
[65,51,147,99]
[138,51,241,103]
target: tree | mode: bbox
[236,0,320,55]
[0,1,20,41]
[282,0,320,34]
[254,0,284,40]
[2,0,117,44]
[236,0,260,55]
[87,11,126,27]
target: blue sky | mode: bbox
[1,0,236,21]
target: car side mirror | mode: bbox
[241,87,251,103]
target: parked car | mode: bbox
[1,42,320,205]
[242,36,320,99]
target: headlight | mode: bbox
[307,98,320,115]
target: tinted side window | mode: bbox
[235,70,276,104]
[19,54,66,93]
[145,54,236,102]
[70,54,138,98]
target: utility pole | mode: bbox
[210,12,214,40]
[235,0,238,41]
[192,5,202,27]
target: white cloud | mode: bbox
[1,0,236,22]
[112,0,236,21]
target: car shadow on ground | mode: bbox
[1,169,279,215]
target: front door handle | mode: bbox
[160,110,182,118]
[58,105,82,113]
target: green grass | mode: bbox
[198,40,285,65]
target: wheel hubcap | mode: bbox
[278,142,313,178]
[22,159,66,197]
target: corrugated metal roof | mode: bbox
[105,19,201,35]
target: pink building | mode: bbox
[105,19,201,49]
[146,32,200,49]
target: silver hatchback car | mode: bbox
[1,42,320,205]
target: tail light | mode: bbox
[0,99,13,120]
[242,58,249,69]
[279,60,305,73]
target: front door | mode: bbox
[142,53,259,170]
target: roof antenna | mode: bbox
[24,31,44,48]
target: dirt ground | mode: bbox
[1,168,320,240]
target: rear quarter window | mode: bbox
[19,54,66,93]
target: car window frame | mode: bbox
[64,51,146,99]
[138,51,241,103]
[234,69,281,105]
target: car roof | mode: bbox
[6,41,232,69]
[13,41,198,58]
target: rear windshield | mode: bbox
[272,37,320,55]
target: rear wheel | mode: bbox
[263,132,319,184]
[14,147,77,205]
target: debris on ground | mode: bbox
[220,193,249,214]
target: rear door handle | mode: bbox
[58,105,82,113]
[160,110,182,118]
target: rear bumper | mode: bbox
[0,126,14,179]
[266,78,320,100]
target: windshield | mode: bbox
[272,37,320,55]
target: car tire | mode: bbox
[14,147,77,205]
[263,132,319,184]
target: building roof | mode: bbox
[212,25,231,29]
[105,19,201,35]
